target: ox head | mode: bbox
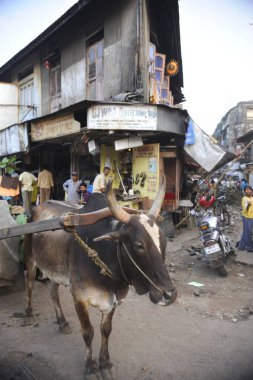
[94,176,177,306]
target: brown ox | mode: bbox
[24,177,176,380]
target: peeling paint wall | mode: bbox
[0,83,18,130]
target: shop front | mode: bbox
[99,142,180,211]
[86,102,185,210]
[24,100,186,206]
[29,112,81,199]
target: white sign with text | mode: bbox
[88,105,157,130]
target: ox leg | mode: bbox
[24,264,36,317]
[99,309,116,380]
[48,281,72,334]
[74,300,100,379]
[24,234,36,318]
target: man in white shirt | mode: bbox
[19,167,37,218]
[92,167,110,193]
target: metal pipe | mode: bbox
[113,160,127,196]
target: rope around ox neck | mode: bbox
[70,229,119,281]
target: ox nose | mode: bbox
[162,288,177,304]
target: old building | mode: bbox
[0,0,190,209]
[213,101,253,183]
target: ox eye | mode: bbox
[134,241,144,250]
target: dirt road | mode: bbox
[0,204,253,380]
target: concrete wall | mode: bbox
[41,0,139,112]
[0,83,18,130]
[104,0,138,98]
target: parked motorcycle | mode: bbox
[190,207,234,276]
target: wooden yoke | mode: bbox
[0,207,144,240]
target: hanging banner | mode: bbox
[184,118,228,172]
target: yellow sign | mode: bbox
[133,143,160,200]
[31,114,80,141]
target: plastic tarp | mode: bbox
[184,118,235,172]
[0,200,20,284]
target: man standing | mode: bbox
[238,185,253,252]
[92,167,110,193]
[19,167,37,218]
[63,171,82,203]
[37,166,54,203]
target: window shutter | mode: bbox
[149,43,156,74]
[155,53,165,96]
[87,39,104,100]
[50,65,61,97]
[19,80,34,122]
[160,75,170,105]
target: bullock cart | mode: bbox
[0,179,177,380]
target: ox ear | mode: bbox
[94,230,126,242]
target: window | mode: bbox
[48,54,61,112]
[19,79,34,122]
[149,43,169,105]
[154,53,165,96]
[50,64,61,97]
[246,108,253,120]
[160,76,171,105]
[18,65,35,122]
[148,43,156,75]
[87,39,104,100]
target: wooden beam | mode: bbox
[0,218,62,240]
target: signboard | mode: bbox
[87,104,157,131]
[0,124,28,156]
[132,143,160,200]
[31,114,80,142]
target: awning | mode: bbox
[0,123,28,157]
[184,118,235,173]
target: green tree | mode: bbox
[0,155,21,175]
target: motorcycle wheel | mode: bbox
[220,209,230,227]
[216,264,228,277]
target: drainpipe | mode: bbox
[136,0,142,90]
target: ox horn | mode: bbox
[147,174,166,220]
[106,179,131,224]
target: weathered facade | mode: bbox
[213,101,253,156]
[0,0,187,208]
[213,101,253,184]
